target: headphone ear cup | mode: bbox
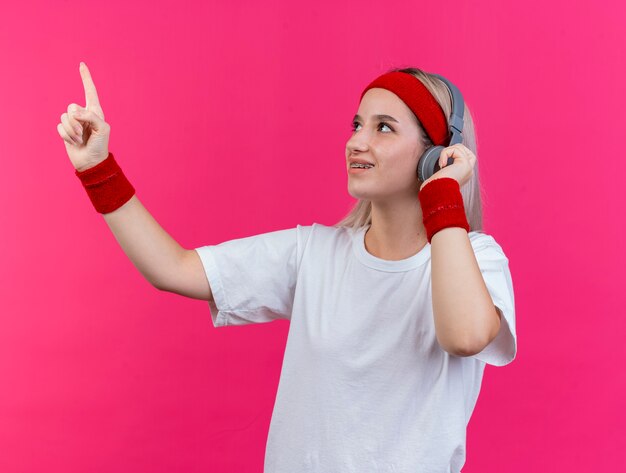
[417,145,444,183]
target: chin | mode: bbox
[347,185,379,202]
[348,181,419,202]
[347,183,366,200]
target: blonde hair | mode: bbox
[334,67,485,234]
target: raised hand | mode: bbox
[57,62,111,171]
[419,143,477,191]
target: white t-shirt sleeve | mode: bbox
[194,225,311,328]
[467,232,517,367]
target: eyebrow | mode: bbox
[352,114,399,123]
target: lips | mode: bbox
[348,158,375,166]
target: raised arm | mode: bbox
[57,62,213,302]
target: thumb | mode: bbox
[73,108,107,132]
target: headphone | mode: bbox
[416,74,465,183]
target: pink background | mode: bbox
[1,0,624,471]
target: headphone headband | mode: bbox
[430,73,464,146]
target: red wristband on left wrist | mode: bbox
[418,177,470,243]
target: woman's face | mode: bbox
[345,88,425,202]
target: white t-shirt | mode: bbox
[194,223,517,473]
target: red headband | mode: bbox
[360,71,449,146]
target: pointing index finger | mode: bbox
[79,62,101,110]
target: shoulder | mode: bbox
[468,230,509,263]
[295,223,357,252]
[299,222,353,238]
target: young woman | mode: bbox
[59,63,517,473]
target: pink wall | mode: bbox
[1,0,624,471]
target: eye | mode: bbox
[350,121,394,133]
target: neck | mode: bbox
[365,197,428,261]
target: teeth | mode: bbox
[351,163,374,168]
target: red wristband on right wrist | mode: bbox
[75,152,136,214]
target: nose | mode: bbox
[346,128,370,155]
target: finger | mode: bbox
[67,103,86,135]
[440,147,454,168]
[57,122,79,147]
[60,112,83,145]
[73,108,108,134]
[68,102,85,114]
[79,62,103,113]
